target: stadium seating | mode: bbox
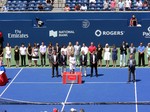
[6,0,53,11]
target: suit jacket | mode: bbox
[60,55,67,66]
[51,55,59,65]
[127,58,136,71]
[80,54,87,66]
[120,45,127,55]
[90,54,97,65]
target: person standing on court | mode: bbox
[88,42,96,55]
[80,50,87,77]
[138,42,145,67]
[128,43,136,59]
[90,51,98,77]
[60,51,67,76]
[120,41,127,67]
[69,53,76,73]
[51,50,59,78]
[127,54,136,83]
[74,41,81,66]
[40,42,46,67]
[19,43,27,67]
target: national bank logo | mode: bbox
[95,29,125,37]
[49,30,75,37]
[49,30,58,37]
[143,26,150,38]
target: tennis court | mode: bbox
[0,67,150,112]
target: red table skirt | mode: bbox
[0,71,8,86]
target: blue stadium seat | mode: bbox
[44,7,52,11]
[82,0,88,4]
[28,7,34,11]
[12,0,17,4]
[66,0,71,4]
[36,0,41,4]
[7,1,12,4]
[96,7,101,11]
[89,7,95,11]
[23,1,28,4]
[70,3,76,8]
[72,0,76,4]
[8,7,14,11]
[34,7,39,11]
[20,7,26,11]
[77,0,83,4]
[29,3,35,7]
[14,7,20,11]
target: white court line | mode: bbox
[12,81,127,84]
[0,68,23,97]
[134,72,139,112]
[61,84,73,112]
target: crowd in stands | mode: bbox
[2,0,53,11]
[64,0,150,11]
[0,41,150,68]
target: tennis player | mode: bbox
[69,53,76,73]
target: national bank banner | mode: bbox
[0,19,150,47]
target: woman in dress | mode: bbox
[104,43,111,67]
[97,43,103,67]
[146,43,150,67]
[47,42,54,67]
[67,42,74,60]
[14,45,20,67]
[32,43,39,67]
[5,43,11,67]
[27,43,32,67]
[112,44,118,67]
[0,44,3,61]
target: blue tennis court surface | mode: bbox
[0,67,150,112]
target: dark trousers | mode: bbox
[138,53,145,66]
[52,64,58,77]
[90,63,98,77]
[21,55,26,66]
[128,69,135,82]
[41,53,46,66]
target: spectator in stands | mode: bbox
[136,0,143,10]
[80,50,87,76]
[67,42,74,60]
[89,0,96,3]
[97,43,103,67]
[74,41,81,66]
[69,53,76,73]
[146,43,150,67]
[120,41,127,67]
[118,0,125,11]
[80,4,87,11]
[104,43,111,67]
[64,4,70,11]
[60,51,67,76]
[5,43,11,67]
[46,0,51,6]
[110,0,116,11]
[75,4,81,11]
[47,42,54,67]
[54,42,61,63]
[112,44,118,67]
[20,43,27,67]
[27,43,32,67]
[128,43,136,59]
[103,0,109,11]
[14,45,20,68]
[0,44,3,61]
[125,0,131,11]
[142,0,148,10]
[38,3,44,11]
[61,45,67,55]
[81,43,88,56]
[32,43,39,67]
[90,51,98,77]
[138,42,145,67]
[129,15,138,27]
[2,5,8,12]
[51,50,59,77]
[40,42,47,67]
[88,42,96,55]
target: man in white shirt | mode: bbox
[80,4,87,11]
[81,43,88,56]
[40,42,46,66]
[20,43,27,67]
[74,41,81,66]
[125,0,131,11]
[118,0,124,11]
[89,0,96,3]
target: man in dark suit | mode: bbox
[54,43,61,62]
[80,51,87,77]
[60,51,67,76]
[90,51,98,77]
[51,50,59,78]
[127,54,136,83]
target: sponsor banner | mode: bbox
[0,20,150,47]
